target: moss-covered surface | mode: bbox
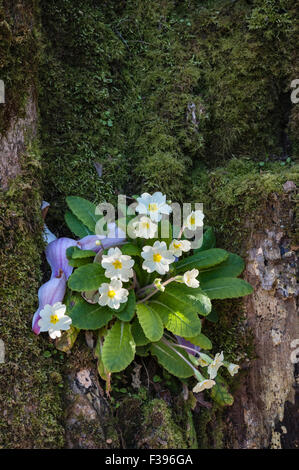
[0,0,40,134]
[1,0,298,449]
[0,0,65,449]
[0,147,65,448]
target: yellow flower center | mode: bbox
[112,259,122,269]
[190,215,195,225]
[173,242,181,249]
[153,253,162,262]
[108,290,116,298]
[142,221,150,229]
[50,314,59,325]
[149,203,158,212]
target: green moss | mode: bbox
[0,0,40,134]
[0,143,65,448]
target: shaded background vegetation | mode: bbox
[0,0,298,448]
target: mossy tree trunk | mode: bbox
[1,0,298,449]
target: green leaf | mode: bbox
[66,196,100,232]
[205,308,219,323]
[102,321,136,373]
[193,226,216,253]
[150,284,203,336]
[120,243,141,257]
[198,253,245,282]
[175,249,228,273]
[136,303,164,342]
[201,277,253,299]
[68,257,93,268]
[67,246,96,259]
[185,333,212,350]
[69,300,113,330]
[150,341,194,378]
[135,345,151,357]
[68,263,107,291]
[65,211,92,238]
[115,290,136,322]
[131,317,151,346]
[210,377,234,406]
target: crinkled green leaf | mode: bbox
[136,303,164,342]
[69,299,113,330]
[66,196,100,232]
[120,243,141,257]
[185,333,212,350]
[198,253,245,282]
[201,277,253,299]
[193,226,216,253]
[175,248,228,273]
[115,290,136,322]
[210,377,234,406]
[65,210,92,238]
[102,321,135,373]
[68,263,106,291]
[131,317,151,346]
[150,341,194,378]
[67,246,96,260]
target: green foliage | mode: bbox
[68,263,106,291]
[66,196,100,233]
[136,303,164,342]
[102,321,136,373]
[185,333,212,350]
[150,341,194,379]
[115,290,136,322]
[174,249,228,273]
[69,298,113,330]
[64,211,92,238]
[201,277,253,299]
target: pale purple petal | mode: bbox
[77,235,103,253]
[46,237,78,280]
[101,223,126,250]
[176,335,200,356]
[32,274,66,334]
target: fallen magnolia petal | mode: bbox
[32,273,66,335]
[46,237,78,280]
[176,335,200,356]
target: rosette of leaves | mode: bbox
[63,197,253,405]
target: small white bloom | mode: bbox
[141,241,175,275]
[208,351,224,379]
[98,280,128,309]
[227,363,240,376]
[136,192,172,222]
[101,246,134,282]
[132,216,157,239]
[183,269,200,288]
[192,379,215,393]
[197,352,212,367]
[185,210,204,231]
[169,239,191,257]
[38,302,72,339]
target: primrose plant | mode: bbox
[33,192,253,405]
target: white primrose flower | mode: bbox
[192,379,216,394]
[197,352,212,368]
[183,269,200,288]
[169,239,191,257]
[98,280,129,309]
[136,192,172,222]
[227,363,240,377]
[208,351,224,379]
[185,210,204,231]
[101,247,134,282]
[141,241,175,275]
[38,302,72,339]
[132,216,157,239]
